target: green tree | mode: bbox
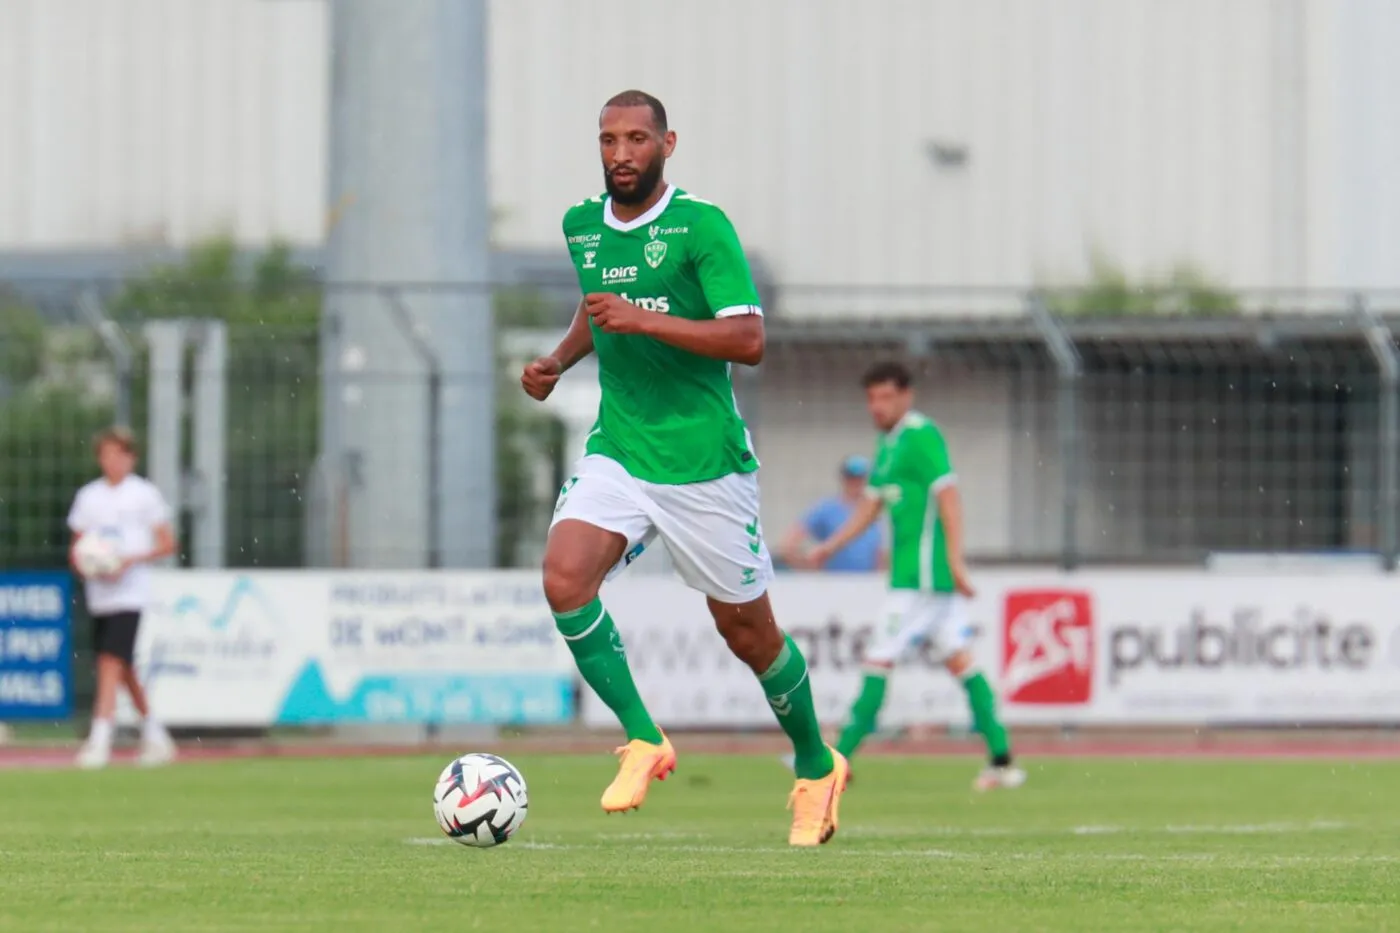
[1048,254,1239,318]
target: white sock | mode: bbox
[141,718,169,744]
[89,718,115,748]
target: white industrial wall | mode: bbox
[1,0,1398,300]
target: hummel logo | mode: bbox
[768,694,793,716]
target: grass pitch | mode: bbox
[0,751,1396,932]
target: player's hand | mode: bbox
[521,356,563,401]
[585,293,652,335]
[951,560,976,597]
[805,543,834,569]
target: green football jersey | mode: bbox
[563,185,762,485]
[866,412,957,591]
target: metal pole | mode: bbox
[1028,291,1083,570]
[144,321,186,558]
[77,289,132,426]
[1357,294,1399,570]
[191,321,228,568]
[384,288,443,570]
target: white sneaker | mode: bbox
[75,742,111,770]
[974,765,1026,792]
[138,734,177,768]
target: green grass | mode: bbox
[0,753,1396,932]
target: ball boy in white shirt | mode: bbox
[67,427,178,769]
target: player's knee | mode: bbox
[710,601,782,669]
[541,555,600,613]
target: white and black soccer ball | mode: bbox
[73,534,122,578]
[432,753,528,848]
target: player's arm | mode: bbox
[635,311,763,366]
[130,523,178,566]
[589,204,765,365]
[551,299,595,372]
[66,492,89,576]
[123,490,177,570]
[921,428,974,596]
[586,293,762,365]
[522,300,593,401]
[806,495,884,568]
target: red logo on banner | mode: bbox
[1002,590,1094,704]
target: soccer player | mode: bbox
[520,90,849,846]
[805,361,1025,791]
[67,427,178,770]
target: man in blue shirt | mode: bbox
[778,456,885,572]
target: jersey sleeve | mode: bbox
[692,208,762,319]
[907,426,956,491]
[66,489,90,534]
[144,483,174,526]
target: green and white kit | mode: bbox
[552,185,772,603]
[864,411,971,665]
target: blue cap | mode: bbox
[840,455,870,478]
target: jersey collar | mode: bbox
[887,410,917,438]
[603,184,676,232]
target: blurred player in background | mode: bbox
[805,362,1024,790]
[67,427,178,770]
[778,455,885,572]
[520,90,848,846]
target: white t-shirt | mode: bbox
[66,475,173,616]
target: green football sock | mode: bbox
[759,634,834,780]
[962,670,1012,761]
[553,598,663,745]
[836,671,888,759]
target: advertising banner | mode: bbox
[0,572,73,720]
[125,571,574,727]
[585,570,1400,727]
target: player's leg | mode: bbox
[112,614,175,766]
[930,597,1024,790]
[76,615,122,769]
[649,472,847,846]
[545,456,673,812]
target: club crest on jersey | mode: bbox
[643,239,668,270]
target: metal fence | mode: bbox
[2,276,1398,572]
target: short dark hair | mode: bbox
[861,360,913,390]
[603,89,668,133]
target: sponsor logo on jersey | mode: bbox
[618,293,671,314]
[602,265,639,284]
[567,233,602,246]
[874,484,902,506]
[643,239,668,269]
[582,250,597,269]
[1002,590,1094,704]
[647,225,689,238]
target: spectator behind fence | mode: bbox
[777,456,885,572]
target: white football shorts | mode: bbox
[863,590,974,667]
[549,453,774,604]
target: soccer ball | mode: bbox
[74,535,122,578]
[432,753,528,847]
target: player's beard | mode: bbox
[604,157,665,205]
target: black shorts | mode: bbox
[92,611,141,664]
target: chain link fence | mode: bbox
[3,275,1399,573]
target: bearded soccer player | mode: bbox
[807,361,1025,791]
[520,90,848,846]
